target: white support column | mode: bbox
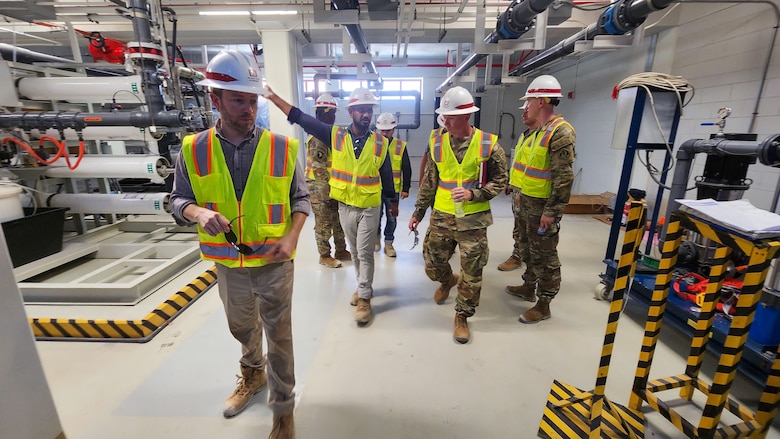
[262,31,303,142]
[0,232,64,439]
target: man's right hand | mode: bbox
[188,205,230,236]
[504,185,512,195]
[408,216,420,231]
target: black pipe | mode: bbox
[436,0,554,91]
[0,110,185,130]
[509,0,675,76]
[330,0,378,75]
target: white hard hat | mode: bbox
[520,75,563,100]
[375,112,397,130]
[435,86,479,115]
[519,101,528,110]
[346,87,378,108]
[437,114,446,127]
[196,50,266,95]
[313,93,338,109]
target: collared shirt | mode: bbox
[170,120,311,226]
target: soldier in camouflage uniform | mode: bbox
[409,86,508,344]
[505,75,576,324]
[307,94,350,268]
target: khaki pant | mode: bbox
[216,261,295,415]
[338,202,381,300]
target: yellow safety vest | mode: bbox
[388,137,407,192]
[430,129,495,215]
[182,128,298,268]
[306,135,332,180]
[328,126,388,208]
[510,117,572,198]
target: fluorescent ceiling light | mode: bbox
[199,10,298,16]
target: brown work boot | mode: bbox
[350,291,358,306]
[355,298,372,325]
[319,254,343,268]
[497,255,523,271]
[374,239,381,252]
[505,284,537,302]
[334,249,352,260]
[519,297,551,324]
[453,314,470,344]
[268,413,295,439]
[223,365,267,418]
[434,273,459,304]
[384,241,397,257]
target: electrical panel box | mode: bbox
[610,86,680,150]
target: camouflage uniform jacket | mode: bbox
[307,136,331,204]
[413,129,508,231]
[535,114,575,218]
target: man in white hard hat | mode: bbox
[265,86,397,326]
[505,74,576,324]
[408,86,508,344]
[170,50,306,439]
[374,112,411,257]
[307,93,351,268]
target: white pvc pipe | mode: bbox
[47,193,171,214]
[44,155,171,183]
[17,75,145,104]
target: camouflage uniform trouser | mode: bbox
[423,224,489,318]
[510,189,524,259]
[517,193,562,300]
[308,181,347,256]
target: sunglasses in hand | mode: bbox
[409,228,419,250]
[224,216,265,255]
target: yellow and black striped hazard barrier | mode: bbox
[539,196,647,439]
[29,266,217,342]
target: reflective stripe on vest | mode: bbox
[182,129,298,268]
[510,117,570,197]
[328,126,387,208]
[389,138,406,192]
[430,129,494,216]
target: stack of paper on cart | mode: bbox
[676,198,780,239]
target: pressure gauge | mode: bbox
[717,107,732,119]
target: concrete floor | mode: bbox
[27,192,780,438]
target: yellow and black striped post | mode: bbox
[29,266,217,342]
[539,196,647,439]
[628,212,780,438]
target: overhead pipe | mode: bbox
[509,0,675,76]
[436,0,554,92]
[330,0,379,75]
[664,133,780,219]
[0,43,125,77]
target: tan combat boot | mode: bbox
[355,298,372,325]
[497,255,523,271]
[350,291,358,306]
[223,365,267,418]
[269,413,295,439]
[505,284,537,302]
[384,241,397,257]
[453,314,470,344]
[519,297,551,324]
[319,254,343,268]
[334,249,352,260]
[434,273,459,304]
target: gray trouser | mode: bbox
[338,202,381,300]
[216,261,295,415]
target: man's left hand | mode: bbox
[390,201,399,217]
[540,215,555,230]
[400,191,409,200]
[267,234,295,262]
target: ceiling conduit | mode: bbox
[508,0,675,76]
[436,0,555,92]
[331,0,379,75]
